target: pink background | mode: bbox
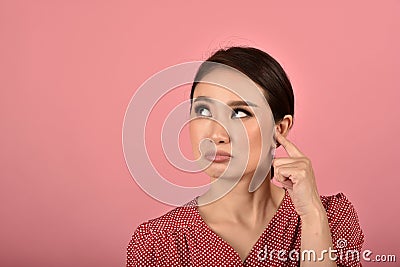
[1,1,399,266]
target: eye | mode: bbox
[232,108,252,119]
[194,105,212,117]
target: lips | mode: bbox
[204,150,232,163]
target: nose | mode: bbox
[208,120,230,144]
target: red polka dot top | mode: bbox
[127,189,364,266]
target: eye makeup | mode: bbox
[193,103,212,117]
[192,97,255,119]
[231,107,253,119]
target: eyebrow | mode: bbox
[193,96,258,107]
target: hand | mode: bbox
[273,131,324,218]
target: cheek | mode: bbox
[189,121,203,153]
[246,123,262,154]
[245,122,262,142]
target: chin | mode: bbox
[204,166,228,179]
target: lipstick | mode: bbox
[205,150,232,163]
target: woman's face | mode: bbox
[189,70,276,184]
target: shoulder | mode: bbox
[131,198,199,242]
[319,192,359,219]
[319,192,364,247]
[320,192,352,210]
[319,192,362,228]
[127,200,199,266]
[147,203,199,234]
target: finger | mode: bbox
[275,131,304,158]
[274,162,302,172]
[274,169,291,184]
[273,170,293,189]
[273,157,308,167]
[280,179,293,190]
[273,159,310,175]
[274,165,306,184]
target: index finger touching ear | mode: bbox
[275,130,304,158]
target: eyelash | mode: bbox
[193,104,211,116]
[233,108,252,118]
[193,104,253,118]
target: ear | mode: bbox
[275,115,293,145]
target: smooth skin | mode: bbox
[190,83,336,266]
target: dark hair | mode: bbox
[190,46,294,124]
[190,46,295,178]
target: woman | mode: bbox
[127,46,364,266]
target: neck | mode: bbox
[198,172,285,224]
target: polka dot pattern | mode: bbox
[127,189,364,266]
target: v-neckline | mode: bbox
[193,189,289,264]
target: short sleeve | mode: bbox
[126,222,158,267]
[323,193,365,267]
